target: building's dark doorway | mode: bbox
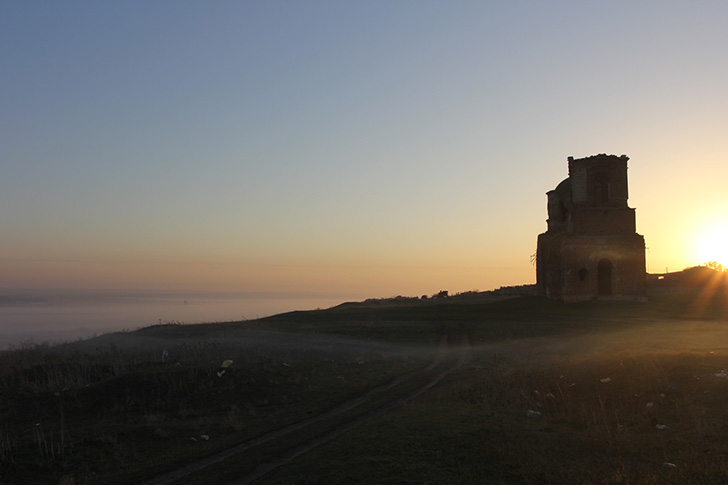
[598,259,613,295]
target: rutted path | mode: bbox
[139,328,471,485]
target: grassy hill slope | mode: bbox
[1,284,728,484]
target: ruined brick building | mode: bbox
[536,154,646,301]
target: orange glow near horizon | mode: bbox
[693,219,728,269]
[684,267,728,319]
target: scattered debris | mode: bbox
[545,393,555,399]
[714,370,728,378]
[283,362,290,367]
[646,402,654,408]
[600,377,611,383]
[217,360,234,377]
[662,462,677,469]
[162,349,169,362]
[200,435,210,441]
[190,437,197,442]
[385,370,393,375]
[358,361,366,365]
[656,424,669,430]
[526,410,542,418]
[667,385,675,391]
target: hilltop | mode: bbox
[1,269,727,484]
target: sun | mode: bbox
[694,222,728,268]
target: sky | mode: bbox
[2,1,728,300]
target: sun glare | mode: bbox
[695,222,728,268]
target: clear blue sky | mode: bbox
[2,1,728,298]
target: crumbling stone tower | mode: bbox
[536,154,646,301]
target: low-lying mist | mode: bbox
[0,288,355,349]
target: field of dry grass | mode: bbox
[2,285,728,484]
[277,323,728,484]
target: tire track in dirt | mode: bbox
[230,333,471,485]
[139,330,470,485]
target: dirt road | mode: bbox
[139,328,471,485]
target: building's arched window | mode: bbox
[578,268,588,282]
[594,172,610,205]
[559,202,569,222]
[598,259,613,295]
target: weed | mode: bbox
[2,292,728,483]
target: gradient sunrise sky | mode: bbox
[2,1,727,299]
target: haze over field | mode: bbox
[0,288,352,347]
[2,2,728,302]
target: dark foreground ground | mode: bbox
[2,282,728,484]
